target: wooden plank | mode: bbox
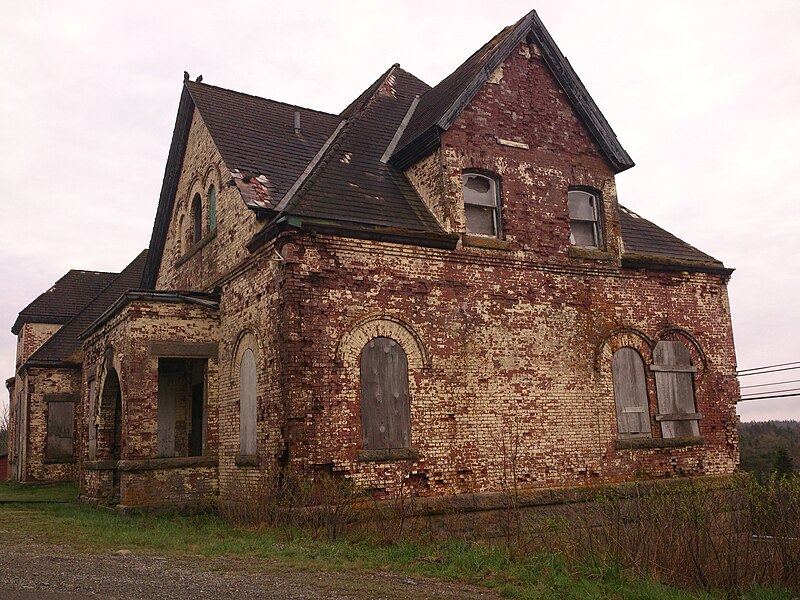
[360,338,410,450]
[88,379,97,461]
[46,401,74,459]
[655,413,703,422]
[157,369,176,457]
[239,349,257,456]
[650,364,697,373]
[611,347,650,438]
[653,341,700,437]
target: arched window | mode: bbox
[239,348,257,455]
[462,172,501,237]
[568,189,603,249]
[208,185,217,232]
[652,341,701,438]
[360,337,410,450]
[192,193,203,244]
[611,347,651,439]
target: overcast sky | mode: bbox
[1,1,798,421]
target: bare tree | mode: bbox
[0,401,8,454]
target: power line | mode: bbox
[741,386,800,398]
[740,378,800,389]
[737,361,800,375]
[738,392,800,402]
[737,365,800,377]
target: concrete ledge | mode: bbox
[568,246,616,261]
[117,456,219,472]
[357,448,419,462]
[82,460,118,470]
[359,474,734,519]
[235,454,259,467]
[616,436,705,450]
[462,235,512,251]
[43,457,77,464]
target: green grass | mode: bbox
[0,484,793,600]
[0,481,77,502]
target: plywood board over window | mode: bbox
[45,396,76,460]
[360,337,410,450]
[652,341,701,438]
[239,348,257,456]
[611,347,651,438]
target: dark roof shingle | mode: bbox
[26,251,148,366]
[619,206,721,265]
[12,270,118,334]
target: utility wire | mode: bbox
[737,361,800,374]
[738,392,800,402]
[741,386,800,398]
[740,378,800,389]
[737,365,800,377]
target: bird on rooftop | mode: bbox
[183,71,189,81]
[196,75,203,83]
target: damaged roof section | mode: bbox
[12,270,118,334]
[24,251,149,367]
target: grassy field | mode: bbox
[0,481,793,600]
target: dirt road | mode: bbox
[0,541,504,600]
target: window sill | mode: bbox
[616,436,704,450]
[83,459,117,470]
[569,246,615,261]
[235,454,259,467]
[462,235,512,251]
[176,230,217,267]
[43,457,77,464]
[357,448,420,462]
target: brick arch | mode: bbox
[229,327,262,381]
[335,314,430,370]
[655,327,708,372]
[594,327,653,372]
[201,164,222,191]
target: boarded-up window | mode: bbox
[360,338,410,450]
[46,400,74,459]
[239,348,257,455]
[652,341,701,438]
[611,348,651,438]
[87,379,97,460]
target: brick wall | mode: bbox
[279,233,737,496]
[156,108,261,292]
[19,367,80,482]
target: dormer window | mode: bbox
[463,173,501,237]
[568,189,602,249]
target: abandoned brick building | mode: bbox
[7,10,739,509]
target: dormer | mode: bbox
[394,11,632,261]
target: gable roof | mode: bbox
[141,10,728,280]
[25,251,148,367]
[12,270,117,335]
[389,10,634,173]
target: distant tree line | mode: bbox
[739,420,798,481]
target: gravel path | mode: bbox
[0,541,505,599]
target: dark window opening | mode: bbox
[360,337,410,450]
[157,358,207,458]
[208,185,217,232]
[192,193,203,244]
